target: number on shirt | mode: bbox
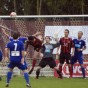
[14,43,17,51]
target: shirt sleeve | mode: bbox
[41,44,45,54]
[59,38,62,45]
[52,42,60,49]
[9,36,13,41]
[83,41,86,48]
[6,43,10,49]
[25,41,29,51]
[22,37,27,43]
[71,39,74,48]
[20,43,24,51]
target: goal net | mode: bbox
[0,15,88,77]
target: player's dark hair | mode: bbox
[28,36,34,40]
[12,32,19,39]
[45,36,51,40]
[65,29,69,34]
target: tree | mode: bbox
[0,0,88,15]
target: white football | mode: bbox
[10,12,17,17]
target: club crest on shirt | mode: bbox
[45,45,53,49]
[79,42,82,44]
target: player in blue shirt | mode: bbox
[2,29,42,44]
[5,32,31,87]
[0,50,3,62]
[9,32,27,43]
[10,36,27,43]
[71,31,86,78]
[0,50,3,81]
[2,29,27,43]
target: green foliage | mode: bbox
[0,0,88,15]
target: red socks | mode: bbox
[32,59,37,68]
[59,65,62,73]
[69,66,73,78]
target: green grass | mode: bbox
[0,76,88,88]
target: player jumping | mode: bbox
[2,28,42,44]
[36,36,62,79]
[71,31,86,79]
[58,29,74,78]
[2,28,43,74]
[5,32,31,88]
[2,29,27,43]
[25,32,43,74]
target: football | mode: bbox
[10,12,17,17]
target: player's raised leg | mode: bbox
[49,58,62,79]
[29,51,38,74]
[29,50,43,74]
[35,57,46,79]
[36,66,42,79]
[25,33,43,74]
[54,67,63,79]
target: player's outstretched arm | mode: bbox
[33,31,41,37]
[71,47,75,56]
[25,41,29,51]
[82,46,86,50]
[4,48,9,62]
[71,40,75,56]
[56,38,61,55]
[56,46,60,55]
[78,46,86,51]
[82,42,86,50]
[21,51,25,65]
[2,29,9,37]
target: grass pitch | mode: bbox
[0,76,88,88]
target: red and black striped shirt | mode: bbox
[59,37,74,53]
[25,36,42,51]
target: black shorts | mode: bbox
[59,53,71,64]
[39,57,56,68]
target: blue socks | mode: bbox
[81,66,85,78]
[24,73,29,84]
[6,72,13,84]
[6,72,29,84]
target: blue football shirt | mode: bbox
[9,37,27,43]
[73,39,86,55]
[6,40,24,63]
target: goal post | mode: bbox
[0,15,88,77]
[0,15,88,18]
